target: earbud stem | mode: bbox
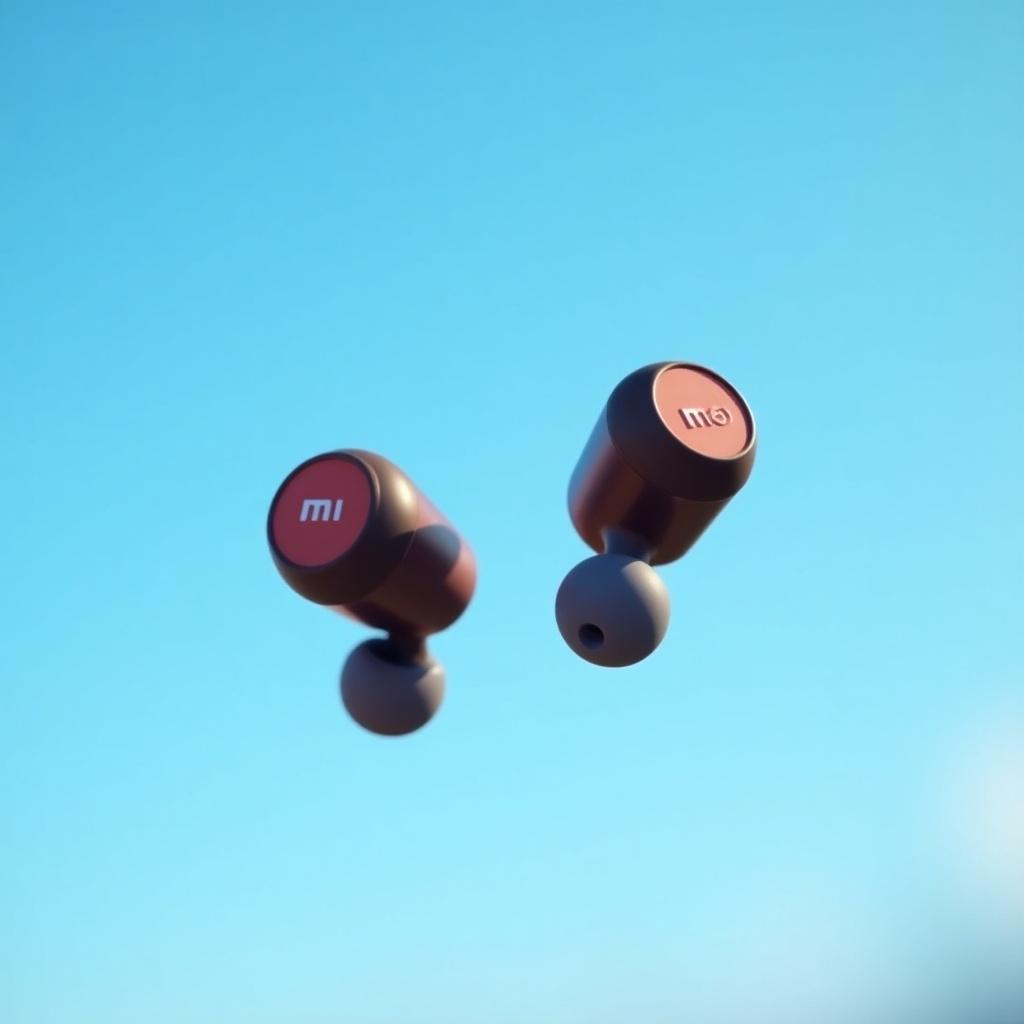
[601,527,653,562]
[384,630,432,667]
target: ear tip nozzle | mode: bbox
[555,554,670,667]
[340,639,444,736]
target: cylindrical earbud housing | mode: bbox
[569,362,756,563]
[267,449,476,642]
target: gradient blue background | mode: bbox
[2,3,1022,1022]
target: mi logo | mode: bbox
[300,498,344,523]
[679,406,732,429]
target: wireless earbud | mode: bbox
[556,362,756,666]
[267,450,476,736]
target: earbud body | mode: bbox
[557,362,756,666]
[268,450,476,735]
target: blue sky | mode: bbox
[2,3,1022,1021]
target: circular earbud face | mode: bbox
[270,454,374,568]
[340,640,445,736]
[653,365,752,459]
[555,554,670,667]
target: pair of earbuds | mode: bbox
[267,361,757,736]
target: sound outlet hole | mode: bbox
[578,623,605,649]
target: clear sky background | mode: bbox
[2,3,1022,1022]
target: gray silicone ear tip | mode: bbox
[340,639,445,736]
[555,554,670,667]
